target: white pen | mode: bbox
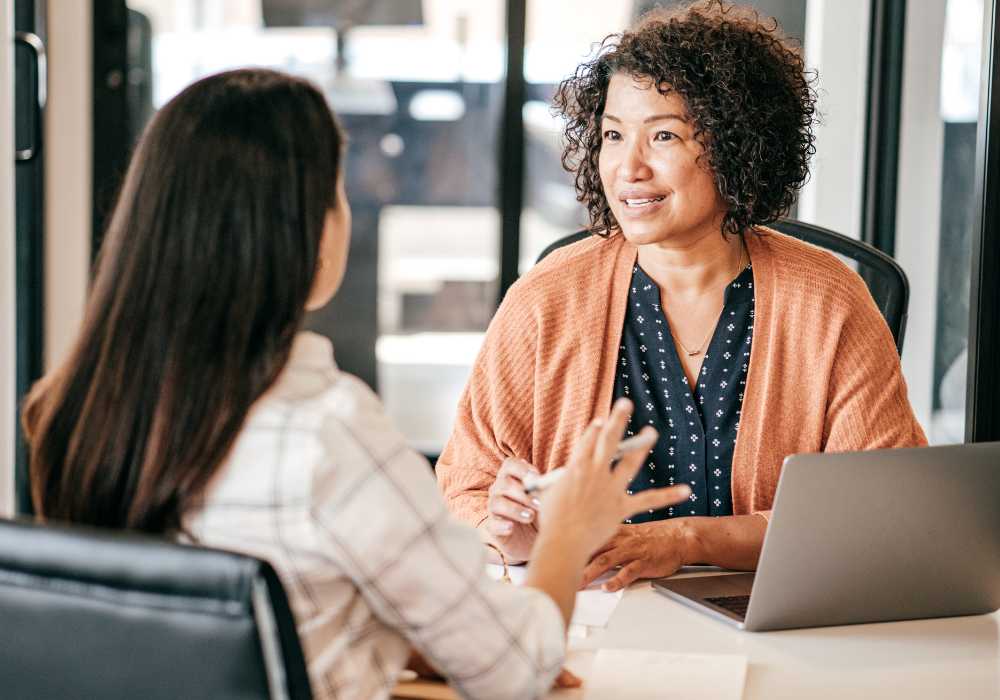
[522,432,658,494]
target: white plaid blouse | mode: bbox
[183,332,565,700]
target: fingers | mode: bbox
[498,458,535,484]
[500,481,541,511]
[593,398,633,468]
[553,667,583,689]
[490,458,539,519]
[489,496,536,525]
[580,546,630,588]
[484,515,515,538]
[626,485,692,518]
[612,426,658,488]
[567,418,602,469]
[602,561,645,592]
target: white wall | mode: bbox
[44,0,91,370]
[798,0,871,239]
[1,0,15,518]
[894,0,948,431]
[801,0,947,433]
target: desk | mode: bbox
[562,568,1000,699]
[397,567,1000,699]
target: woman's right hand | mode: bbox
[522,398,691,630]
[537,399,692,561]
[483,457,542,563]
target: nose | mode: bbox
[619,139,651,182]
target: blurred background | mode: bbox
[5,0,997,515]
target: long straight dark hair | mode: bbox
[23,68,344,534]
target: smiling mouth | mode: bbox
[623,196,666,208]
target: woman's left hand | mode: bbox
[580,521,691,592]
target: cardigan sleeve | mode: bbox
[436,282,539,527]
[822,276,928,453]
[750,276,926,524]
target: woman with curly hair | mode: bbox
[437,0,926,591]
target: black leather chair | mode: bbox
[0,518,312,700]
[535,219,909,354]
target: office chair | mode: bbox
[0,518,312,700]
[535,219,909,354]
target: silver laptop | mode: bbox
[652,442,1000,631]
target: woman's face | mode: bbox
[306,177,352,311]
[598,72,727,246]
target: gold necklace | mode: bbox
[672,239,746,358]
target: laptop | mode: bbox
[652,442,1000,631]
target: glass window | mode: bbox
[1,3,14,516]
[125,0,504,454]
[520,0,869,267]
[115,0,982,452]
[519,1,634,270]
[895,0,983,442]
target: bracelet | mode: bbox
[484,542,512,584]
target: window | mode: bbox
[125,0,504,453]
[894,0,983,442]
[92,0,1000,455]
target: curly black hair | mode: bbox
[552,0,818,237]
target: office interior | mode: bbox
[0,0,999,697]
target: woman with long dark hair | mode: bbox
[22,69,689,699]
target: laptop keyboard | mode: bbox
[705,595,750,619]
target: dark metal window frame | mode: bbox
[85,0,1000,453]
[966,0,1000,442]
[14,0,46,516]
[498,0,527,302]
[92,0,130,257]
[862,0,1000,442]
[861,0,906,255]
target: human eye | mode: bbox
[602,129,622,141]
[653,130,677,142]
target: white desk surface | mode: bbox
[557,567,1000,699]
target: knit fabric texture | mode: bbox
[436,229,928,525]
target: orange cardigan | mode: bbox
[436,229,927,524]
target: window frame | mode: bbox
[75,0,1000,477]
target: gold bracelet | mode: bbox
[484,542,512,583]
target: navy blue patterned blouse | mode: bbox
[612,261,755,523]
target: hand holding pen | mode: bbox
[483,457,545,564]
[522,432,659,493]
[482,401,691,565]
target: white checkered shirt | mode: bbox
[184,332,565,700]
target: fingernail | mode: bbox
[591,418,604,428]
[531,497,542,508]
[614,398,632,410]
[500,521,513,533]
[520,509,533,522]
[678,485,692,497]
[602,582,619,592]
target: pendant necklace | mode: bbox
[673,240,746,358]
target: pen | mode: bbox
[522,432,658,494]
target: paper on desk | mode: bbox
[583,649,747,700]
[486,564,624,628]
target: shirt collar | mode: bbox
[631,262,754,307]
[286,330,337,372]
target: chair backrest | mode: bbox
[535,219,909,353]
[0,518,312,700]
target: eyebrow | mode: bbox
[602,113,688,124]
